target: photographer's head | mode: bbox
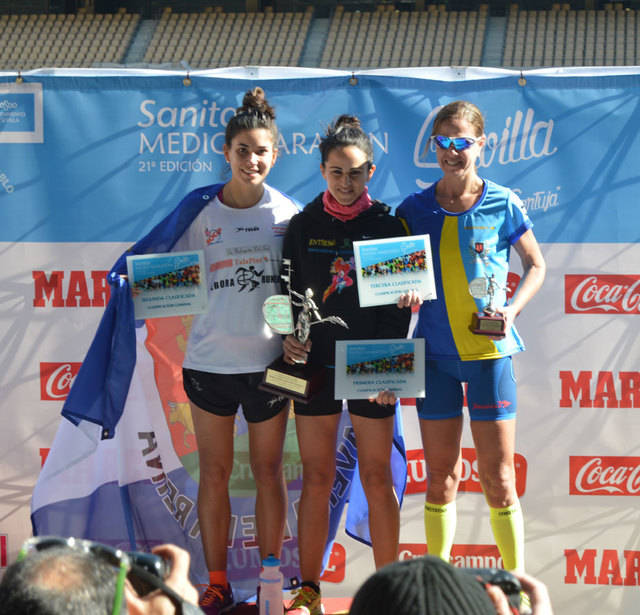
[0,541,123,615]
[0,537,201,615]
[348,555,496,615]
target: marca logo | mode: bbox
[399,543,503,568]
[559,371,640,408]
[33,270,110,307]
[565,274,640,314]
[40,362,81,400]
[570,456,640,496]
[565,549,640,585]
[1,534,6,568]
[406,448,527,496]
[320,542,345,583]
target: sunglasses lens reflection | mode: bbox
[433,136,475,151]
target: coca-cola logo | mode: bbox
[40,362,81,400]
[565,274,640,314]
[406,448,527,496]
[570,456,640,495]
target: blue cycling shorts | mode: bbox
[417,356,517,421]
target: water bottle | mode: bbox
[259,553,284,615]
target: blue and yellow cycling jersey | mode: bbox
[396,179,533,361]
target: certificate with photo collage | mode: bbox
[126,250,208,319]
[353,234,437,307]
[334,338,425,400]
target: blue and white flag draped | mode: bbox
[31,182,407,601]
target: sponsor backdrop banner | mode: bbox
[1,67,639,613]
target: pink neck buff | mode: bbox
[322,187,372,222]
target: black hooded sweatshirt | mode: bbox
[281,193,412,367]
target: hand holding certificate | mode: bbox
[126,250,208,320]
[353,234,437,307]
[334,338,425,400]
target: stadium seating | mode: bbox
[502,2,639,67]
[0,8,139,70]
[143,6,312,68]
[319,4,486,68]
[0,4,639,72]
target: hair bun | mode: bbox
[330,114,361,134]
[238,87,276,120]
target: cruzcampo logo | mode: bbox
[144,316,302,494]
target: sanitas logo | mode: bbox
[565,549,640,585]
[559,370,640,408]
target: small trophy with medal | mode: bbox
[260,259,348,403]
[468,242,507,338]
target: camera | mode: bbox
[127,551,171,596]
[462,567,522,611]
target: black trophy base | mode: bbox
[471,311,506,337]
[259,355,326,404]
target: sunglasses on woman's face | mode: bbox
[431,135,477,151]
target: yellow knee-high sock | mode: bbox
[490,501,525,572]
[424,501,456,562]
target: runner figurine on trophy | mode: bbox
[468,243,507,338]
[261,259,348,402]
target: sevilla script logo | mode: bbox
[570,456,640,495]
[565,274,640,314]
[40,362,81,400]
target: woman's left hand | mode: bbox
[369,389,397,406]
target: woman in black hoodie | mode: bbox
[281,116,411,615]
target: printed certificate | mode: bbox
[126,250,208,319]
[334,338,425,400]
[353,234,437,307]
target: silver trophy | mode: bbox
[261,259,348,402]
[468,244,506,337]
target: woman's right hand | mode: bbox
[486,571,554,615]
[397,289,422,308]
[283,334,311,365]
